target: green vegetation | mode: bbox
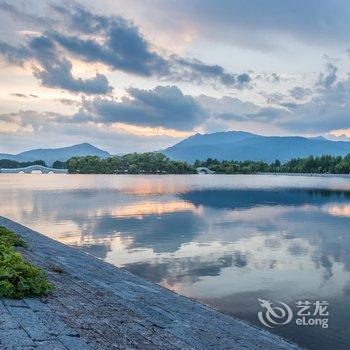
[67,153,196,174]
[0,159,46,169]
[0,227,27,248]
[3,152,350,174]
[66,152,350,174]
[0,226,52,298]
[195,154,350,174]
[52,160,67,169]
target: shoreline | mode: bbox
[257,172,350,178]
[1,171,350,177]
[0,216,301,349]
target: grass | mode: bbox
[0,226,52,298]
[0,226,27,248]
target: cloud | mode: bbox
[47,5,251,88]
[33,56,113,95]
[48,25,169,77]
[55,98,80,106]
[255,72,286,83]
[125,0,350,49]
[0,110,63,134]
[0,109,186,154]
[76,85,207,131]
[0,42,31,65]
[168,56,251,89]
[0,35,113,95]
[289,87,312,100]
[316,62,337,89]
[196,95,260,115]
[0,2,252,91]
[11,93,28,98]
[197,61,350,134]
[0,1,51,26]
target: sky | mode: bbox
[1,0,350,154]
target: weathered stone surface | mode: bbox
[35,340,67,350]
[58,335,91,350]
[0,328,35,347]
[3,298,27,308]
[7,307,53,341]
[0,216,302,350]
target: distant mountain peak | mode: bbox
[308,136,328,141]
[163,130,350,163]
[75,142,94,147]
[0,143,110,166]
[174,130,258,148]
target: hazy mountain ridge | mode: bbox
[173,131,257,147]
[163,131,350,163]
[2,131,350,166]
[0,143,110,166]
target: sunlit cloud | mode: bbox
[0,1,350,152]
[17,30,41,37]
[328,129,350,137]
[325,204,350,218]
[93,200,203,219]
[0,120,31,133]
[109,122,194,138]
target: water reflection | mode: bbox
[0,174,350,349]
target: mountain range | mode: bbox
[163,131,350,163]
[0,143,110,166]
[2,131,350,166]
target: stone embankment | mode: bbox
[0,216,301,349]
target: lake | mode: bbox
[1,174,349,350]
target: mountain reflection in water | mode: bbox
[0,174,349,350]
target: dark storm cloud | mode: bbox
[76,85,207,131]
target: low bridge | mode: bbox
[196,167,215,174]
[0,165,68,174]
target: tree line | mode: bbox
[195,154,350,174]
[2,153,350,174]
[67,153,196,174]
[0,159,46,169]
[67,153,350,174]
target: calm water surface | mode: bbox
[1,174,350,349]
